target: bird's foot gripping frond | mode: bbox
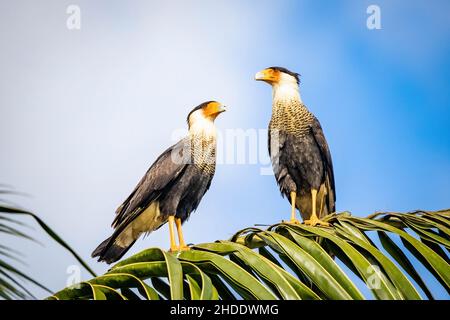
[283,218,301,225]
[168,245,190,253]
[303,216,330,227]
[305,189,331,227]
[169,245,180,253]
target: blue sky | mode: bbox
[1,1,449,298]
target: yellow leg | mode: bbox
[304,189,329,227]
[284,191,300,224]
[319,192,325,217]
[175,218,190,251]
[168,216,179,252]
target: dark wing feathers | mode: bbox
[310,116,336,201]
[268,127,298,195]
[112,138,189,229]
[269,116,336,212]
[268,124,284,181]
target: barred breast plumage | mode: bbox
[270,98,314,137]
[190,133,217,176]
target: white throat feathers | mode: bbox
[272,73,302,103]
[188,110,217,139]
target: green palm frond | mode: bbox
[0,189,96,300]
[50,209,450,300]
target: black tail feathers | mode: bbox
[91,236,135,264]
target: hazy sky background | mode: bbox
[1,0,449,299]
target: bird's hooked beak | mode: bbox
[217,105,227,114]
[255,68,279,84]
[204,101,226,119]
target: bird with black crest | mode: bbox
[256,67,335,226]
[92,101,226,263]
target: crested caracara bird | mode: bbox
[255,67,335,226]
[92,101,226,263]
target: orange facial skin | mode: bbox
[203,101,226,119]
[255,68,281,84]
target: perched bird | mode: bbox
[255,67,335,226]
[92,101,226,263]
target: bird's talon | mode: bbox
[282,218,301,225]
[169,246,179,253]
[304,218,329,227]
[179,245,190,251]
